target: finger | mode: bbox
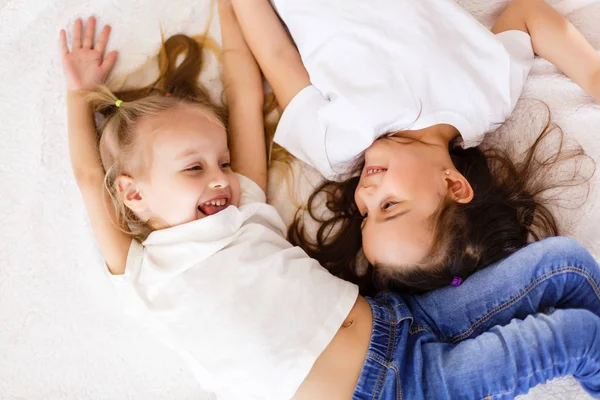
[101,50,118,76]
[94,25,111,56]
[82,16,96,49]
[72,18,82,48]
[59,29,69,56]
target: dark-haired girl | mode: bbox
[61,3,600,399]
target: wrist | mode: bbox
[67,89,86,98]
[66,90,93,115]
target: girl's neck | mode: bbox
[390,124,460,171]
[398,124,460,147]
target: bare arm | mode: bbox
[220,1,269,192]
[61,17,130,274]
[493,0,600,102]
[230,0,310,109]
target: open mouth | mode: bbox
[198,197,230,216]
[366,166,387,176]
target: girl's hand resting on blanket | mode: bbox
[59,17,118,91]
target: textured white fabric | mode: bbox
[112,174,358,400]
[273,0,533,180]
[1,0,598,399]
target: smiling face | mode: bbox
[355,137,446,268]
[121,104,240,229]
[354,135,470,270]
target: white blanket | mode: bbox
[0,0,598,399]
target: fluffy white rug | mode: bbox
[1,0,597,398]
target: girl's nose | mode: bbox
[209,170,229,189]
[360,178,377,191]
[357,185,377,209]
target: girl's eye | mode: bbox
[220,162,231,169]
[186,165,202,172]
[382,201,397,211]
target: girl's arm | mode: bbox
[230,0,310,110]
[220,1,269,192]
[493,0,600,102]
[60,17,130,275]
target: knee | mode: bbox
[502,237,596,274]
[541,236,593,259]
[539,236,583,249]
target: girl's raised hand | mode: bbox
[60,17,118,92]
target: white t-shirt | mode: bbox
[111,174,358,400]
[272,0,534,180]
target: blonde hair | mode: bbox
[90,34,229,242]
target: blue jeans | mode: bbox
[352,237,600,399]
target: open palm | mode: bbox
[60,16,118,91]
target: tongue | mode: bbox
[200,204,228,216]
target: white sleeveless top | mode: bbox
[110,174,358,400]
[272,0,534,180]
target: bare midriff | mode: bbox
[293,295,373,400]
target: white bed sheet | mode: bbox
[1,0,598,398]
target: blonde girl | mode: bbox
[60,5,600,400]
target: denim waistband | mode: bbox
[352,293,414,400]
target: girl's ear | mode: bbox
[444,169,474,204]
[116,175,149,214]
